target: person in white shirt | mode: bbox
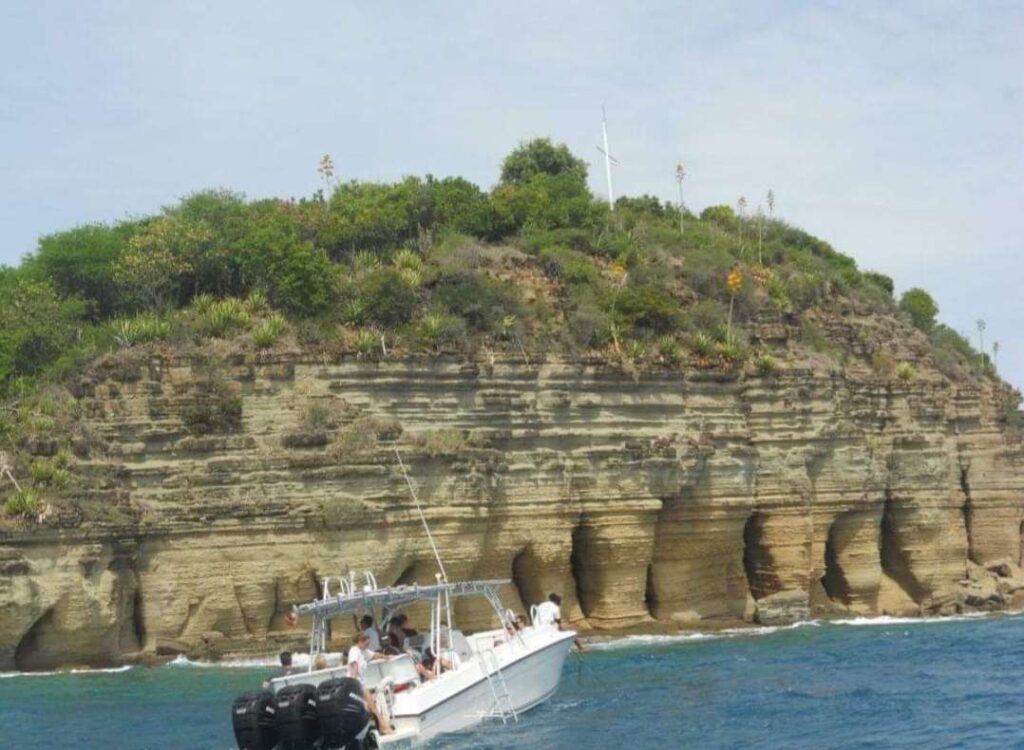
[534,593,585,652]
[359,615,383,652]
[346,632,373,681]
[535,593,562,627]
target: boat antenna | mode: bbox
[394,448,448,582]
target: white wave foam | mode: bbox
[0,665,132,679]
[168,652,341,669]
[586,620,820,651]
[831,612,990,627]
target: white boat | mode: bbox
[232,573,576,749]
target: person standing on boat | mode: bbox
[535,593,586,652]
[359,615,383,652]
[535,593,563,627]
[347,633,374,681]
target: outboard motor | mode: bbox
[231,690,278,750]
[274,683,321,750]
[316,677,376,750]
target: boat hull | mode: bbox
[386,630,574,745]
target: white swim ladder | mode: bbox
[479,647,518,724]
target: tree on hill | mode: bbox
[499,138,588,185]
[899,288,939,330]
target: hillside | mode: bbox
[1,139,1023,670]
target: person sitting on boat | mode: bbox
[279,650,294,675]
[415,644,453,681]
[314,653,329,671]
[387,613,417,650]
[359,614,383,651]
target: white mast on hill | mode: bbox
[597,105,619,210]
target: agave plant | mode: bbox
[244,289,270,314]
[391,248,423,272]
[111,314,171,347]
[201,298,251,338]
[352,251,380,273]
[657,336,682,366]
[353,329,378,357]
[338,298,364,325]
[191,292,216,315]
[3,488,40,519]
[252,315,286,348]
[398,267,422,288]
[690,331,714,357]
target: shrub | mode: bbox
[538,246,600,285]
[800,321,834,355]
[432,271,520,333]
[613,285,683,334]
[683,300,729,339]
[3,489,40,519]
[871,350,896,377]
[899,288,938,331]
[252,315,286,348]
[756,353,777,374]
[700,205,737,228]
[412,428,469,456]
[358,269,419,328]
[896,362,916,382]
[181,378,242,434]
[302,402,336,431]
[567,302,613,349]
[863,271,895,297]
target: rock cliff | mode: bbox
[2,310,1023,670]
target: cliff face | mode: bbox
[2,314,1023,670]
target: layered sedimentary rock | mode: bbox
[2,313,1023,669]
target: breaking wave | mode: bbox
[0,665,132,679]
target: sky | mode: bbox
[1,1,1022,387]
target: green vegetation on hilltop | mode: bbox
[0,138,999,403]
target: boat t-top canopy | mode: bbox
[295,578,511,621]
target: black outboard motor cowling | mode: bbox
[316,677,375,750]
[274,683,321,750]
[231,690,278,750]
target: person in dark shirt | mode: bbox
[279,651,294,676]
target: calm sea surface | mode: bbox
[4,614,1024,749]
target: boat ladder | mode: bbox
[480,648,518,724]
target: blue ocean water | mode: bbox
[4,614,1024,749]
